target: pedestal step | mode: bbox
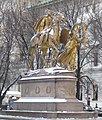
[14,97,83,111]
[1,110,98,118]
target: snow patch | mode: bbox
[15,97,67,103]
[21,67,75,77]
[20,75,76,81]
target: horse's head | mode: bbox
[55,12,65,22]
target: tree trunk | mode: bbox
[0,95,3,110]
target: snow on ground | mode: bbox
[0,115,101,120]
[0,114,101,120]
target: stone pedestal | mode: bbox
[2,67,98,118]
[14,67,83,111]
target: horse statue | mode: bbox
[28,11,67,69]
[28,10,86,70]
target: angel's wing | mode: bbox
[60,28,70,46]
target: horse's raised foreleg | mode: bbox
[40,47,48,68]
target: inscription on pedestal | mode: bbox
[46,86,51,94]
[35,87,40,94]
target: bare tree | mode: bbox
[0,0,42,107]
[0,0,23,108]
